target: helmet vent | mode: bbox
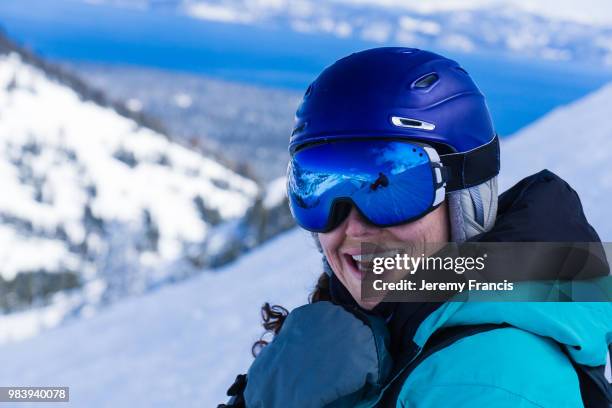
[412,73,439,89]
[304,84,313,97]
[292,122,307,136]
[455,66,469,75]
[391,116,435,131]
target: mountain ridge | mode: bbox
[0,40,261,323]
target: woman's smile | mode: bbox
[319,202,450,309]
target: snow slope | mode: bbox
[0,51,257,272]
[0,49,258,335]
[499,82,612,240]
[0,228,321,407]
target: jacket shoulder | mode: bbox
[244,302,391,408]
[398,326,583,408]
[480,168,601,242]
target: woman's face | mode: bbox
[318,201,450,310]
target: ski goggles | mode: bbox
[287,135,500,233]
[287,139,447,232]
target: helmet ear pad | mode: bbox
[448,177,498,242]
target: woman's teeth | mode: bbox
[350,250,398,263]
[350,254,364,262]
[349,255,370,273]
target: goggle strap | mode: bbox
[440,134,500,192]
[430,162,448,206]
[431,163,450,188]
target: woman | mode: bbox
[221,48,612,407]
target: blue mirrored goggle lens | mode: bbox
[288,140,441,232]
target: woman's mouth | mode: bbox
[341,249,401,281]
[343,253,367,281]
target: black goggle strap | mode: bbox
[439,134,500,193]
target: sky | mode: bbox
[331,0,612,26]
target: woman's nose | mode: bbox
[344,207,379,238]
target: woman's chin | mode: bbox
[343,279,382,310]
[337,262,383,310]
[356,297,381,310]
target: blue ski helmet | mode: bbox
[291,47,497,156]
[289,47,500,239]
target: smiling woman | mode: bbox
[218,47,612,408]
[318,204,449,310]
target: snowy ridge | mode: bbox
[0,50,258,320]
[499,82,612,240]
[73,64,301,182]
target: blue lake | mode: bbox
[1,0,611,136]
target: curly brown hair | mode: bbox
[251,271,331,357]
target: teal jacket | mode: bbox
[244,172,612,407]
[244,301,611,408]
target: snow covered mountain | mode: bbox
[498,82,612,241]
[80,0,612,66]
[70,64,301,181]
[0,80,610,407]
[0,39,263,324]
